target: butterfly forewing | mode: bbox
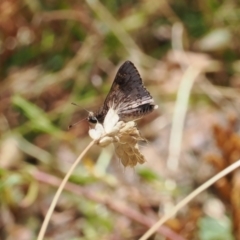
[89,61,157,123]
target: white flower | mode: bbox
[88,107,146,167]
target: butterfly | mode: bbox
[88,61,157,124]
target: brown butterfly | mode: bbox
[88,61,157,124]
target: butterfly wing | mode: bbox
[102,61,156,121]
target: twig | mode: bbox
[139,159,240,240]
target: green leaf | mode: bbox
[138,167,160,181]
[198,216,234,240]
[12,95,63,137]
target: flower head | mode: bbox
[88,107,146,167]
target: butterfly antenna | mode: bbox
[69,102,91,129]
[68,118,87,129]
[71,102,91,114]
[71,102,81,107]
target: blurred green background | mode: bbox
[1,0,240,239]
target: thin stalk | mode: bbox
[37,140,95,240]
[139,160,240,240]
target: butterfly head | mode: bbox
[87,111,98,124]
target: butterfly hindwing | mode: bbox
[89,61,156,123]
[103,61,155,119]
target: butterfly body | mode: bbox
[88,61,157,124]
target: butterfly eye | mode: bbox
[88,116,98,124]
